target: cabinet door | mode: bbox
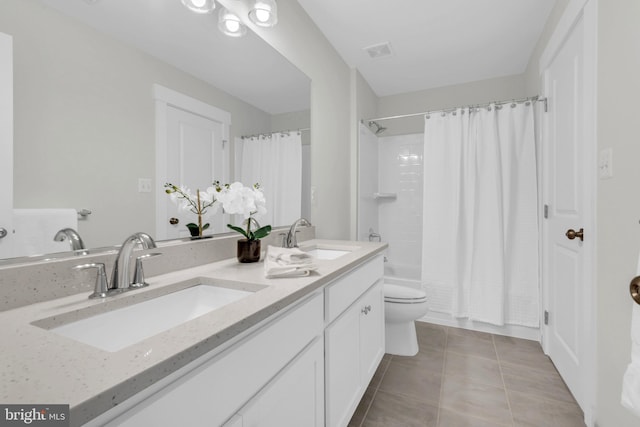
[325,303,361,427]
[359,280,385,384]
[241,337,324,427]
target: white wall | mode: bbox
[1,0,274,249]
[596,1,640,425]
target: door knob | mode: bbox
[0,228,7,239]
[565,228,584,242]
[631,276,640,305]
[169,217,179,225]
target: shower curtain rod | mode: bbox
[365,95,547,122]
[240,127,310,139]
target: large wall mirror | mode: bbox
[0,0,310,264]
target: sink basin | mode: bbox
[306,248,351,260]
[47,283,255,352]
[302,244,359,260]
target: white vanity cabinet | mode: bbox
[325,255,385,427]
[230,337,324,427]
[102,291,324,427]
[88,251,385,427]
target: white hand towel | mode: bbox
[621,250,640,417]
[264,245,318,278]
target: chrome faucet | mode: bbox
[110,232,157,291]
[54,228,86,251]
[284,218,312,248]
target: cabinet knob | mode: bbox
[361,305,372,315]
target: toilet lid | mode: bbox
[384,284,427,303]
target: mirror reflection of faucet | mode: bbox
[53,228,86,252]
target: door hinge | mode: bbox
[544,310,549,325]
[543,204,549,219]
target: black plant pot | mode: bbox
[237,239,261,263]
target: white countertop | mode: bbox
[0,239,386,426]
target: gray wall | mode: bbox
[229,0,353,240]
[375,74,527,136]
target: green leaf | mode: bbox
[253,225,272,240]
[227,224,249,239]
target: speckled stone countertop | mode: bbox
[1,239,387,426]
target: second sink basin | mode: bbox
[43,281,257,352]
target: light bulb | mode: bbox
[248,0,277,27]
[181,0,215,14]
[255,8,270,23]
[225,20,240,33]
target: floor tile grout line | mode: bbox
[493,333,516,427]
[357,354,393,427]
[435,326,449,426]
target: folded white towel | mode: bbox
[264,245,318,278]
[622,250,640,418]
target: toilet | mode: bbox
[383,283,428,356]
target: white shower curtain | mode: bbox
[239,132,302,227]
[421,103,539,327]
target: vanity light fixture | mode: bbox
[218,7,247,37]
[248,0,278,27]
[181,0,216,14]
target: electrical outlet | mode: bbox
[599,148,613,179]
[311,186,317,206]
[138,178,152,193]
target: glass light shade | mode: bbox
[248,0,278,27]
[218,7,247,37]
[181,0,215,14]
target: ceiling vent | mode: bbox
[363,42,393,59]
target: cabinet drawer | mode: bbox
[325,254,383,323]
[107,291,324,427]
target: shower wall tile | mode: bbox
[378,134,424,280]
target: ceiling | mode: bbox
[37,0,556,113]
[298,0,557,97]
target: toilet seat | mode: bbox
[384,284,427,304]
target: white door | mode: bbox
[163,106,225,239]
[0,33,13,258]
[154,85,231,241]
[543,13,592,413]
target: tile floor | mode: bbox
[349,322,585,427]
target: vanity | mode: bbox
[0,234,386,427]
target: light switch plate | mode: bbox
[138,178,152,193]
[598,148,613,179]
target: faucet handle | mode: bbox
[131,253,162,289]
[278,232,287,248]
[74,263,109,299]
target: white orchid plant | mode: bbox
[214,181,271,241]
[164,183,219,237]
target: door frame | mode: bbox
[153,84,231,240]
[0,32,13,258]
[539,0,597,425]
